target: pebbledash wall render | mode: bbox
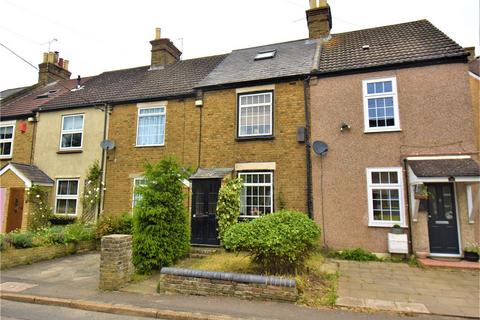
[310,63,479,254]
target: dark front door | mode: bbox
[427,183,460,255]
[6,188,24,233]
[191,179,221,245]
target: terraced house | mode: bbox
[0,52,89,232]
[308,1,479,257]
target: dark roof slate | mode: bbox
[409,158,480,177]
[190,168,233,179]
[318,20,467,74]
[197,39,319,88]
[8,162,54,185]
[40,54,227,110]
[0,86,28,100]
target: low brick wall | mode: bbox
[99,234,133,291]
[159,267,298,302]
[0,240,97,269]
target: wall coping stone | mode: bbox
[161,267,296,287]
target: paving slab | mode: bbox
[336,260,480,318]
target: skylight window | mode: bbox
[36,90,58,99]
[254,50,276,61]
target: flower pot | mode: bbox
[463,251,479,262]
[415,251,428,259]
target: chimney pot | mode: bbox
[38,52,71,84]
[58,58,64,68]
[43,52,48,63]
[155,28,161,40]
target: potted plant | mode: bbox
[390,224,403,234]
[463,245,480,262]
[414,184,430,200]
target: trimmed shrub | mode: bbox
[95,213,133,239]
[0,234,6,251]
[26,185,53,231]
[216,176,243,242]
[9,231,34,248]
[223,210,321,274]
[46,226,66,244]
[329,248,380,261]
[132,158,190,274]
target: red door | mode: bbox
[6,188,24,232]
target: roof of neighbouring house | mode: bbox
[0,162,54,186]
[197,38,319,88]
[0,86,29,101]
[39,54,228,111]
[0,78,92,120]
[409,158,480,177]
[469,57,480,77]
[316,20,467,74]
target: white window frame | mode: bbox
[132,177,147,209]
[238,171,273,218]
[54,179,79,215]
[136,106,167,147]
[59,114,84,150]
[362,77,401,133]
[237,91,273,138]
[0,121,15,159]
[366,167,406,227]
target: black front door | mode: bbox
[191,179,221,245]
[427,183,460,255]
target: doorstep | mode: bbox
[418,258,480,269]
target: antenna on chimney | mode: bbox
[41,38,58,51]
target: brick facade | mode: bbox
[0,119,34,168]
[103,81,308,216]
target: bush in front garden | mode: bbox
[8,231,34,248]
[132,158,190,274]
[64,223,94,243]
[95,213,133,239]
[223,210,321,274]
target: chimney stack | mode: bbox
[306,0,332,39]
[38,51,71,84]
[150,27,182,69]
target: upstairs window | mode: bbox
[362,77,400,132]
[366,167,405,227]
[238,91,273,138]
[238,171,273,218]
[136,107,166,146]
[0,122,15,158]
[55,179,79,215]
[60,114,84,149]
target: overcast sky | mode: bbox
[1,0,478,91]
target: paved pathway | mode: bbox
[0,253,463,320]
[336,260,480,318]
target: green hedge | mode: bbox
[95,213,132,239]
[223,210,321,274]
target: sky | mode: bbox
[0,0,478,91]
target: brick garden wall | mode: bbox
[0,240,96,269]
[99,234,133,290]
[159,268,298,302]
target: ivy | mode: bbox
[216,176,243,243]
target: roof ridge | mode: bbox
[231,38,312,52]
[331,19,429,36]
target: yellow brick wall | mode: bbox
[0,119,34,168]
[200,81,307,213]
[103,98,200,215]
[103,81,308,215]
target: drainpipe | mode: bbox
[97,103,110,220]
[403,158,414,256]
[303,77,313,219]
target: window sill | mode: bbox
[364,128,402,134]
[368,223,407,228]
[57,149,83,154]
[236,136,275,142]
[135,144,165,148]
[0,156,13,160]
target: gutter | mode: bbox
[303,77,313,219]
[97,103,110,219]
[403,158,414,256]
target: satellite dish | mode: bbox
[100,140,115,150]
[312,141,328,156]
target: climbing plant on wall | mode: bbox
[81,160,102,223]
[26,184,53,231]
